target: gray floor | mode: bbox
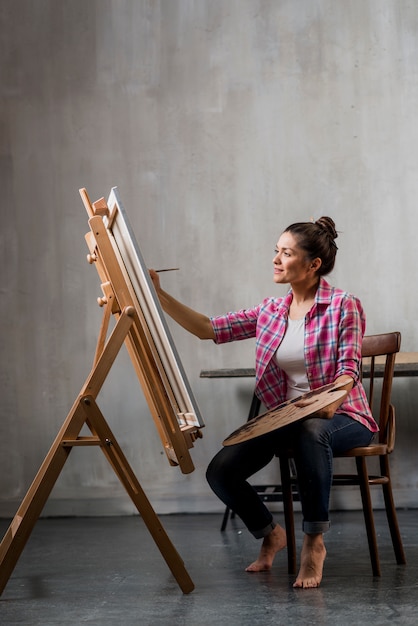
[0,509,417,625]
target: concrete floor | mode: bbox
[0,510,417,625]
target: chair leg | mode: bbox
[279,455,297,575]
[221,506,231,532]
[380,456,407,565]
[356,456,381,576]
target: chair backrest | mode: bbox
[361,332,401,451]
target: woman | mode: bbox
[150,217,376,588]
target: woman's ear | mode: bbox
[310,257,322,272]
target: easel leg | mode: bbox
[0,307,135,596]
[0,306,194,595]
[0,400,87,595]
[81,396,194,593]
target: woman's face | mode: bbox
[272,231,318,286]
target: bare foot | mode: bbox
[293,533,326,588]
[245,524,287,572]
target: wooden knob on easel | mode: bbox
[92,197,109,217]
[97,296,107,307]
[87,253,97,264]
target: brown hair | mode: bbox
[284,217,338,276]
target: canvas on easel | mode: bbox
[108,188,203,433]
[0,187,203,596]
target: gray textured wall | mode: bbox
[1,0,417,517]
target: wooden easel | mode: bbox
[0,188,203,595]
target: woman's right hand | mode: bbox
[149,268,161,292]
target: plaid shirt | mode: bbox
[211,277,377,432]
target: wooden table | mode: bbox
[200,352,418,381]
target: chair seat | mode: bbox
[338,443,388,457]
[279,442,388,459]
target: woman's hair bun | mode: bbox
[316,216,338,241]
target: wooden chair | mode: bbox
[279,331,407,576]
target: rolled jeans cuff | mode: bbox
[252,520,276,539]
[303,520,330,534]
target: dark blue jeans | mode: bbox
[206,413,374,538]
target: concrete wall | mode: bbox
[1,0,417,517]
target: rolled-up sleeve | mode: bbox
[210,307,260,344]
[335,295,365,382]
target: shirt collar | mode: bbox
[277,277,333,314]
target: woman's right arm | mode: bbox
[149,269,215,340]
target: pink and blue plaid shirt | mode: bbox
[211,277,377,432]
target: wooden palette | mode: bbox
[223,382,348,446]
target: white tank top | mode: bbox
[274,317,310,400]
